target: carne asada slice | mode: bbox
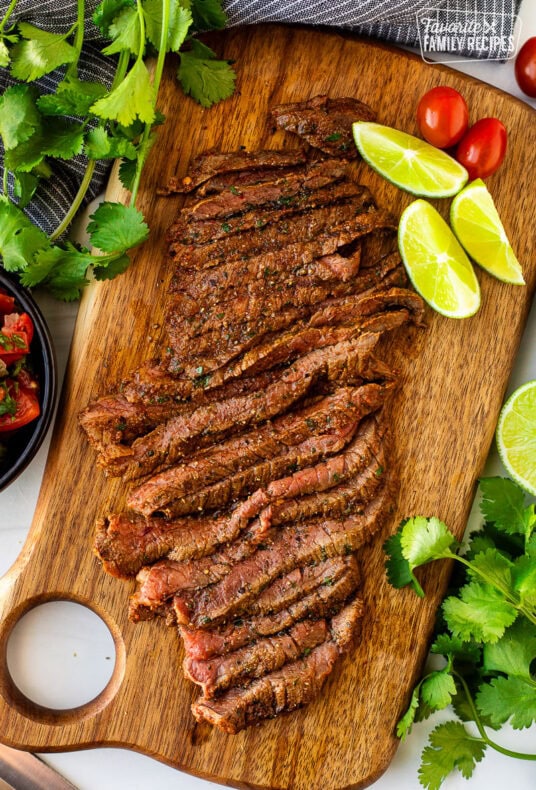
[126,384,376,514]
[149,422,358,519]
[131,383,389,516]
[169,262,409,375]
[179,160,348,223]
[173,487,389,628]
[271,95,376,157]
[179,556,360,660]
[169,196,376,270]
[185,617,330,697]
[159,149,308,195]
[191,599,363,733]
[105,339,392,481]
[168,178,366,249]
[97,417,384,578]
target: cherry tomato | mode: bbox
[515,37,536,98]
[456,118,507,180]
[0,377,40,432]
[416,87,469,149]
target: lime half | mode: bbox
[496,380,536,496]
[352,122,468,197]
[451,179,525,285]
[398,200,480,319]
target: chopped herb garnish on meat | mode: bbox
[325,132,342,142]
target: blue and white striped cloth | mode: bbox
[0,0,523,237]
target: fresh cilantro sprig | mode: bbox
[385,477,536,788]
[0,0,236,299]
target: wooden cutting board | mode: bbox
[0,25,535,790]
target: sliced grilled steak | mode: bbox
[135,383,389,517]
[179,556,360,659]
[168,267,401,370]
[185,618,330,697]
[159,149,308,195]
[104,338,392,481]
[169,197,376,271]
[178,160,347,223]
[152,422,357,518]
[191,599,363,733]
[271,95,376,157]
[174,487,389,628]
[127,384,376,515]
[168,179,368,250]
[99,417,384,578]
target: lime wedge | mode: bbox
[398,200,480,319]
[496,380,536,496]
[352,122,468,197]
[450,179,525,285]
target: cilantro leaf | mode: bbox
[0,84,41,150]
[13,172,39,208]
[383,522,422,594]
[93,253,131,280]
[92,0,134,36]
[467,547,515,593]
[476,676,536,729]
[90,59,156,126]
[512,554,536,607]
[0,39,10,68]
[396,686,420,740]
[84,127,137,160]
[178,39,235,108]
[479,477,531,536]
[400,516,457,568]
[418,721,486,789]
[102,5,142,56]
[118,157,137,191]
[190,0,227,31]
[420,668,457,711]
[431,634,481,666]
[442,581,518,643]
[5,130,46,173]
[0,198,48,271]
[10,23,77,82]
[20,243,90,300]
[87,202,149,253]
[483,618,536,679]
[41,119,85,159]
[143,0,192,52]
[37,79,108,117]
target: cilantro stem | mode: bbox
[49,159,96,241]
[65,0,85,80]
[455,672,536,762]
[0,0,18,35]
[453,554,536,626]
[129,0,170,206]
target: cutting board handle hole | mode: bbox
[0,597,126,724]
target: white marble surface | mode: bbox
[1,2,535,787]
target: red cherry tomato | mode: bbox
[416,87,469,149]
[456,118,507,180]
[515,37,536,98]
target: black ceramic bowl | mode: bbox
[0,271,57,492]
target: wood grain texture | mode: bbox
[0,25,535,790]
